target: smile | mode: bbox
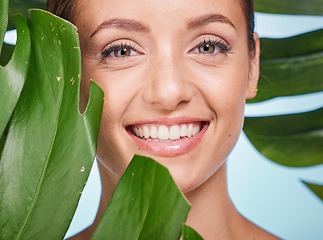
[130,122,202,142]
[127,121,209,157]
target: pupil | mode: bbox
[120,48,127,55]
[204,44,210,51]
[114,48,130,57]
[198,43,215,54]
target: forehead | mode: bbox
[74,0,245,37]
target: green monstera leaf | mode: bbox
[255,0,323,15]
[0,0,47,69]
[92,155,191,240]
[245,0,323,206]
[182,224,204,240]
[0,0,9,49]
[303,181,323,201]
[0,9,103,240]
[8,0,47,30]
[248,29,323,103]
[244,108,323,167]
[0,3,30,138]
[0,43,15,67]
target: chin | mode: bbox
[163,157,225,195]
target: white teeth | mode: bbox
[196,125,201,134]
[192,125,197,136]
[139,128,144,138]
[187,124,193,137]
[158,125,169,140]
[134,127,139,137]
[180,125,187,137]
[131,123,203,141]
[151,126,158,138]
[193,125,200,136]
[170,125,180,140]
[143,126,150,138]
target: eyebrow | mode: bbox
[90,18,150,38]
[90,13,235,38]
[187,13,236,30]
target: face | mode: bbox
[75,0,259,193]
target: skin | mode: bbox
[69,0,280,238]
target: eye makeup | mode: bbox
[98,33,234,71]
[101,43,139,59]
[190,37,233,56]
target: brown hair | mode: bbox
[240,0,256,55]
[47,0,255,55]
[47,0,78,21]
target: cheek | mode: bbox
[175,63,248,188]
[195,63,248,115]
[82,60,139,120]
[216,69,248,135]
[197,64,248,156]
[82,61,149,161]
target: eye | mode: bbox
[197,43,218,54]
[190,39,232,55]
[101,43,139,58]
[113,47,132,57]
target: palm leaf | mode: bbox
[303,181,323,201]
[0,9,103,239]
[0,13,30,137]
[0,0,47,65]
[91,155,191,240]
[0,43,15,66]
[0,0,9,50]
[182,224,204,240]
[243,107,323,167]
[248,29,323,103]
[8,0,47,30]
[255,0,323,15]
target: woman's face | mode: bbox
[75,0,259,193]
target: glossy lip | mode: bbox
[126,118,209,157]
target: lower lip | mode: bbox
[127,123,208,157]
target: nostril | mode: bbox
[178,99,190,105]
[148,85,192,111]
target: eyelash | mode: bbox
[194,38,233,55]
[101,43,138,58]
[100,38,233,59]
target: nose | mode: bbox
[143,54,193,111]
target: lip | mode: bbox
[126,118,209,157]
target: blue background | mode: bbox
[4,11,323,240]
